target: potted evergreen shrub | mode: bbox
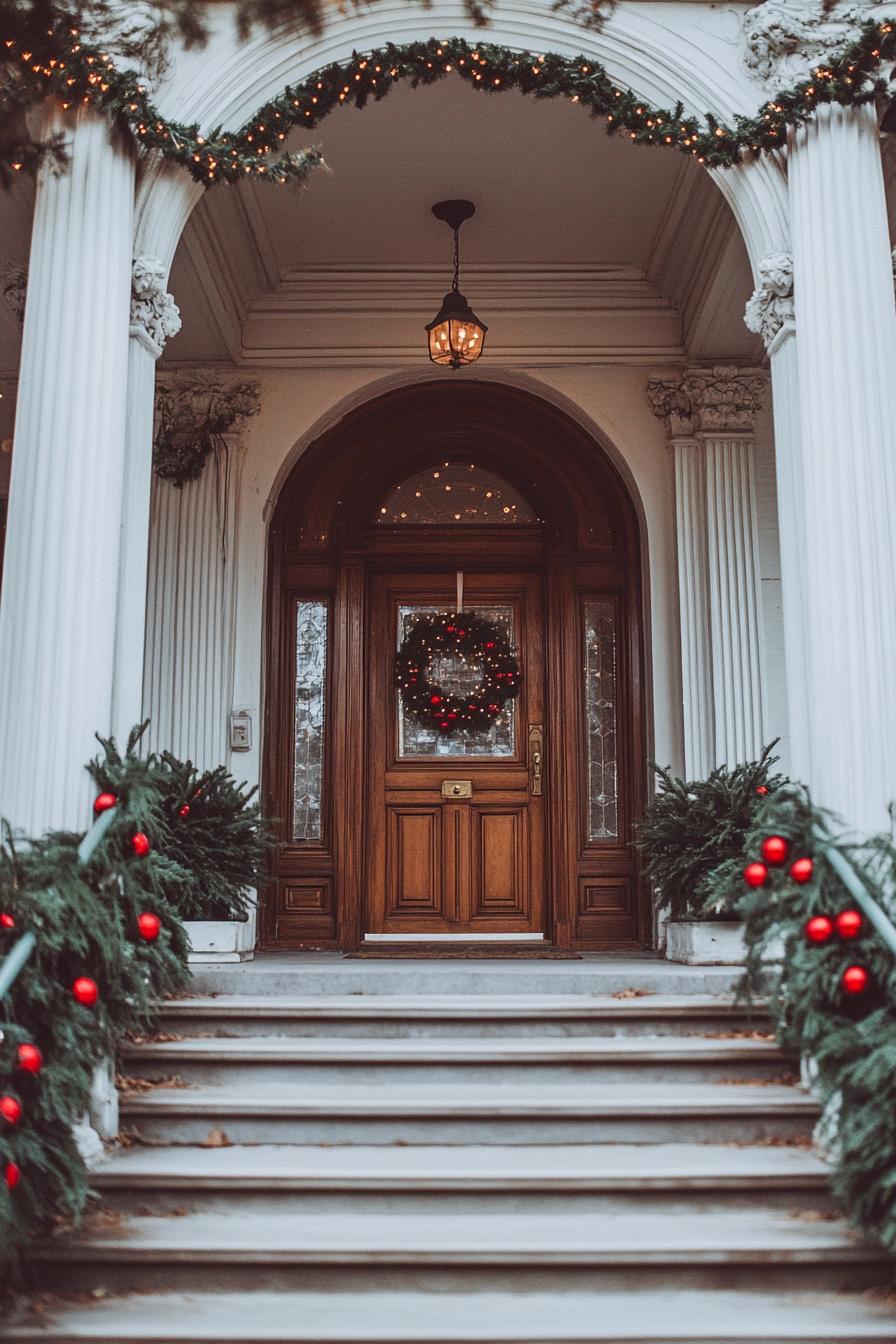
[636,743,785,964]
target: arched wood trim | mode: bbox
[264,379,648,951]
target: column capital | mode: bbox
[131,255,181,358]
[742,1,886,87]
[648,366,768,438]
[154,371,260,486]
[744,251,795,350]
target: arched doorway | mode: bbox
[264,380,647,951]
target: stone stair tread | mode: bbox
[122,1034,786,1062]
[37,1208,881,1262]
[160,993,766,1019]
[92,1141,829,1189]
[119,1081,816,1115]
[7,1289,896,1341]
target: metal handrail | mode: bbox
[0,804,119,1003]
[813,822,896,957]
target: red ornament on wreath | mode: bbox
[395,611,521,737]
[4,1161,20,1189]
[131,832,151,858]
[137,912,161,942]
[16,1043,42,1074]
[0,1095,22,1125]
[744,861,768,888]
[835,909,863,940]
[72,977,99,1006]
[842,965,869,995]
[805,914,834,944]
[93,792,117,815]
[760,835,789,866]
[790,857,814,884]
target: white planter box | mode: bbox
[185,905,256,963]
[665,920,747,965]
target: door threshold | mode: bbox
[363,933,546,943]
[346,943,582,960]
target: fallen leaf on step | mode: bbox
[200,1127,233,1148]
[789,1208,840,1222]
[611,988,653,1000]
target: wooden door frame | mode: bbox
[263,380,649,952]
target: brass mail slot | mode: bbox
[441,779,472,799]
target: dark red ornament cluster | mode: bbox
[396,611,521,736]
[804,909,863,943]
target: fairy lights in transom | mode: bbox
[376,463,539,525]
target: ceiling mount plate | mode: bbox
[432,199,476,230]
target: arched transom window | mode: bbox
[376,462,540,525]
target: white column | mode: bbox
[0,108,134,833]
[703,433,765,767]
[111,260,182,742]
[142,375,259,769]
[672,436,713,779]
[649,367,768,774]
[744,254,811,784]
[788,101,896,830]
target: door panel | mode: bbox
[367,571,545,937]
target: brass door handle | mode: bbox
[528,724,543,796]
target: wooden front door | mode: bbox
[367,571,545,938]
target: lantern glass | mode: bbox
[426,291,487,369]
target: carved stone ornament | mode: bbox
[744,252,795,347]
[153,372,260,487]
[742,0,888,86]
[2,264,27,326]
[78,2,170,81]
[131,255,181,354]
[648,367,768,436]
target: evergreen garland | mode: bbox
[733,787,896,1255]
[0,723,269,1285]
[1,11,895,186]
[635,743,786,922]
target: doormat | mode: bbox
[346,945,583,959]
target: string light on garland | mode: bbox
[2,20,896,186]
[396,611,521,736]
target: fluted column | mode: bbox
[744,253,811,783]
[142,375,259,768]
[649,367,768,774]
[111,259,182,742]
[788,101,896,830]
[0,108,135,833]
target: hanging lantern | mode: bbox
[425,200,487,369]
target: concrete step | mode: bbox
[156,993,772,1039]
[31,1208,888,1295]
[185,957,750,999]
[119,1082,816,1145]
[9,1288,896,1342]
[93,1141,835,1217]
[120,1034,793,1088]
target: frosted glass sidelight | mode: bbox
[292,601,328,841]
[398,605,516,758]
[377,463,538,525]
[584,599,618,839]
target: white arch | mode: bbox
[135,0,791,278]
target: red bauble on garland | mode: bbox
[131,832,151,858]
[790,857,814,884]
[137,912,161,941]
[842,965,869,995]
[72,976,99,1006]
[755,785,769,796]
[743,861,769,888]
[4,1161,20,1189]
[0,1095,22,1125]
[835,909,863,940]
[396,611,521,736]
[179,804,191,818]
[93,792,118,815]
[16,1043,42,1073]
[760,835,789,866]
[805,914,834,943]
[0,912,14,929]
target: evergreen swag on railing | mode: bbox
[1,8,896,186]
[0,725,268,1286]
